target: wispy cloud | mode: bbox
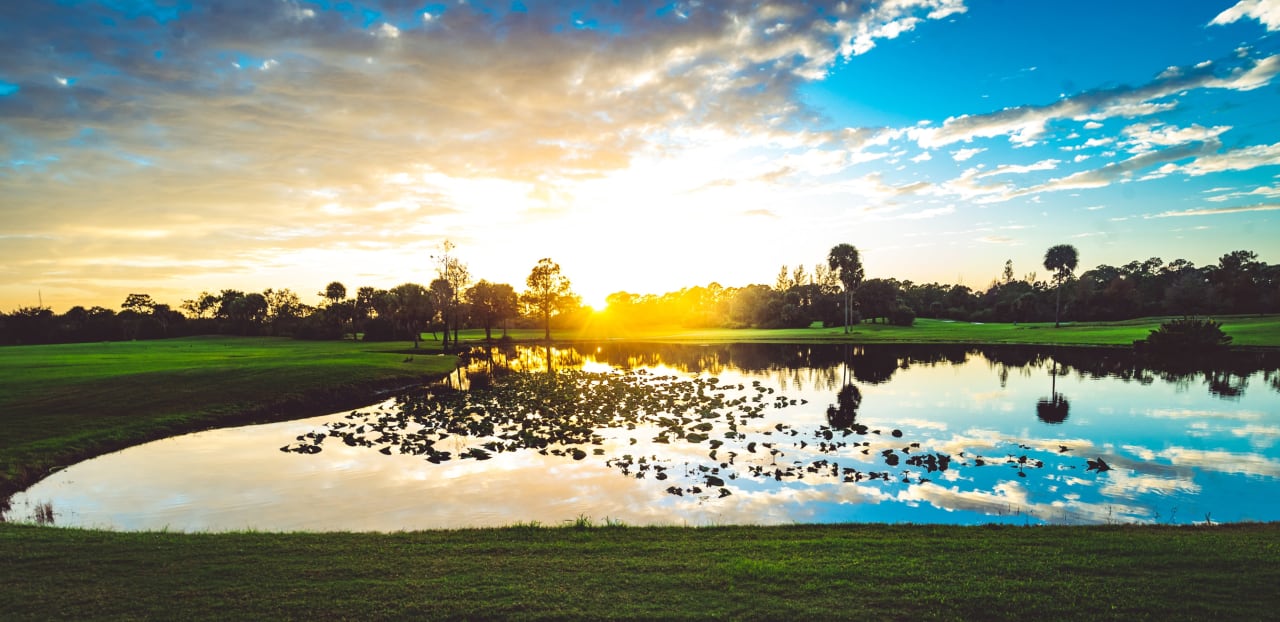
[907,53,1280,149]
[1147,203,1280,218]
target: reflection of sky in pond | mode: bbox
[6,345,1279,531]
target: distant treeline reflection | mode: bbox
[467,343,1280,400]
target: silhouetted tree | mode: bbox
[522,258,574,340]
[466,280,519,340]
[433,241,471,347]
[827,243,864,333]
[389,282,433,348]
[1043,244,1079,327]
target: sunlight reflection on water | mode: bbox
[6,344,1279,531]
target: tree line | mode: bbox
[1,244,1276,346]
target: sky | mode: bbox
[2,0,1279,312]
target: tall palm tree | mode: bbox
[827,243,864,334]
[1043,244,1079,328]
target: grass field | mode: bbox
[0,336,457,498]
[2,321,1278,619]
[471,314,1280,347]
[2,522,1277,620]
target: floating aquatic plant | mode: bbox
[282,367,1092,501]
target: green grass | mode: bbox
[2,325,1278,619]
[470,314,1280,347]
[0,336,457,498]
[1,522,1277,620]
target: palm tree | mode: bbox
[1043,244,1079,328]
[827,244,864,333]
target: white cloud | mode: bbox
[910,54,1278,149]
[1147,203,1280,218]
[1180,141,1280,176]
[910,151,933,163]
[974,159,1060,178]
[951,147,985,161]
[1211,0,1280,31]
[1206,183,1280,202]
[1126,122,1233,152]
[376,22,401,39]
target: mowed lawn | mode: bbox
[1,522,1278,620]
[487,314,1280,347]
[0,336,457,496]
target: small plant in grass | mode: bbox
[1139,317,1232,353]
[33,501,54,525]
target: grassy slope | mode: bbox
[0,336,456,496]
[2,522,1277,620]
[483,315,1280,347]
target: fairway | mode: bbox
[485,314,1280,347]
[0,336,457,498]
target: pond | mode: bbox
[5,343,1279,531]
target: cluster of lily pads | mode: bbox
[281,367,1083,500]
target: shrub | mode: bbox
[1141,317,1232,353]
[888,305,916,327]
[361,317,396,341]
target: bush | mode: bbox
[1140,317,1232,353]
[293,315,343,340]
[888,305,916,327]
[361,317,396,341]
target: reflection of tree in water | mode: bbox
[1206,370,1248,399]
[465,342,1280,399]
[285,360,1152,511]
[1036,359,1070,425]
[826,383,862,430]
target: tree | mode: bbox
[429,278,454,347]
[121,293,156,314]
[181,291,219,319]
[466,280,519,340]
[263,288,308,335]
[389,283,433,349]
[433,241,472,347]
[522,258,574,340]
[321,282,347,306]
[318,282,352,338]
[855,278,899,324]
[827,243,864,333]
[1043,244,1079,328]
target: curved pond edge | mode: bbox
[0,371,452,509]
[6,339,1277,520]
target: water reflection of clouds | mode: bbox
[11,346,1280,530]
[1156,447,1280,479]
[1144,408,1266,421]
[900,481,1149,524]
[1232,424,1280,449]
[1099,470,1201,498]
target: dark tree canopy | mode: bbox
[827,243,864,333]
[1043,244,1079,328]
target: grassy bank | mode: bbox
[0,336,457,498]
[479,314,1280,347]
[2,522,1277,620]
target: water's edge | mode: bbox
[1,371,451,508]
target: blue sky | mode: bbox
[1,0,1278,310]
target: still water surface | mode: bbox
[6,344,1279,530]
